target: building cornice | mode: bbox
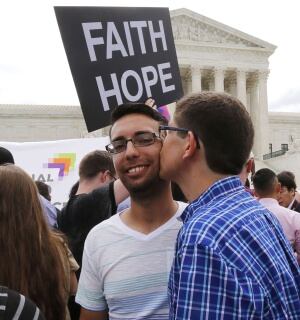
[269,112,300,124]
[174,40,274,55]
[0,104,82,118]
[170,8,277,52]
[1,105,299,121]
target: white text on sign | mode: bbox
[82,20,168,61]
[96,62,175,111]
[82,20,175,111]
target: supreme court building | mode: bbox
[1,8,300,176]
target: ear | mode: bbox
[97,170,107,183]
[101,170,113,183]
[182,131,199,160]
[246,159,254,173]
[275,182,281,194]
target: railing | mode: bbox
[263,149,287,160]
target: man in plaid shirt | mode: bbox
[159,92,300,319]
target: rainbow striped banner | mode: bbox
[44,153,76,180]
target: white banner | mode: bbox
[0,137,109,209]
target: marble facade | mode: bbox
[170,8,276,159]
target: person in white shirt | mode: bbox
[253,168,300,244]
[76,103,187,320]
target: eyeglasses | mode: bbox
[159,125,200,148]
[108,171,117,181]
[105,132,161,154]
[159,125,189,138]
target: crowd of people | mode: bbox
[1,91,300,319]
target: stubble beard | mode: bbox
[124,174,166,201]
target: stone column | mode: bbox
[227,75,236,96]
[191,66,202,93]
[249,74,262,160]
[236,69,247,108]
[208,77,214,91]
[182,78,188,95]
[182,68,192,94]
[258,70,270,158]
[187,78,192,93]
[246,87,251,115]
[214,67,224,92]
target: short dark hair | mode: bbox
[79,150,115,180]
[110,103,168,137]
[35,181,51,201]
[277,171,297,190]
[0,147,15,165]
[252,168,277,197]
[174,92,254,175]
[69,180,79,198]
[171,182,187,203]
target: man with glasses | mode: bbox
[76,104,187,320]
[58,150,128,319]
[159,92,300,319]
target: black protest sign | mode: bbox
[55,7,183,132]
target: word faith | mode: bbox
[82,20,168,61]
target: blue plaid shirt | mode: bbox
[169,176,300,319]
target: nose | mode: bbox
[124,140,139,159]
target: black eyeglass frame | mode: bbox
[107,171,117,181]
[159,125,200,149]
[105,132,161,154]
[159,125,189,134]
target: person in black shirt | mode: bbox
[0,286,46,320]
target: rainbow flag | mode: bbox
[157,105,170,121]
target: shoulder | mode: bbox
[83,213,129,260]
[91,182,112,199]
[282,205,300,215]
[181,195,270,247]
[89,182,116,214]
[293,200,300,212]
[67,183,111,207]
[85,214,120,242]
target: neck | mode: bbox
[120,183,178,234]
[176,161,231,202]
[258,193,278,200]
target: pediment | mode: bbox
[170,8,276,51]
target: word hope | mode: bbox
[96,62,175,111]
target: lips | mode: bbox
[124,164,151,178]
[127,165,146,174]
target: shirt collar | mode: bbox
[181,176,244,223]
[288,197,296,209]
[259,198,279,206]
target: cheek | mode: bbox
[160,146,169,164]
[288,193,294,200]
[113,156,123,173]
[282,194,289,203]
[161,137,172,154]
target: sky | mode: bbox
[0,0,299,112]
